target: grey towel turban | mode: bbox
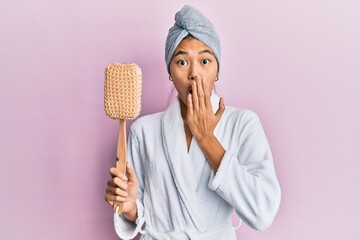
[165,5,221,74]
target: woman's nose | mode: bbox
[188,63,201,81]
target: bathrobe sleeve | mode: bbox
[208,111,281,231]
[113,128,146,239]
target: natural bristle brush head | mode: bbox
[104,63,142,120]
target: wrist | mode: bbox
[197,133,225,172]
[123,201,138,222]
[197,132,216,147]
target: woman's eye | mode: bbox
[202,59,210,64]
[177,60,188,66]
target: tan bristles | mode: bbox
[104,63,142,120]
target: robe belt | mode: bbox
[144,221,233,240]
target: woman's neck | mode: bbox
[179,99,188,121]
[179,98,193,151]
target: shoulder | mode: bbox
[129,111,163,136]
[221,107,269,148]
[223,106,260,125]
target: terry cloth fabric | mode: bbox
[113,92,281,239]
[165,5,221,73]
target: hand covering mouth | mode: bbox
[188,87,193,94]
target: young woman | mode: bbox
[105,5,281,240]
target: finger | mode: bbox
[113,203,123,214]
[187,92,193,117]
[191,80,199,112]
[107,179,116,188]
[105,198,122,214]
[113,203,120,213]
[110,167,128,181]
[104,194,114,207]
[204,81,211,108]
[104,195,122,212]
[105,194,124,214]
[126,163,138,184]
[109,167,119,177]
[105,193,127,203]
[113,177,128,191]
[197,78,206,111]
[215,97,225,119]
[106,187,129,198]
[104,196,117,208]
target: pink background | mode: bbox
[1,0,359,239]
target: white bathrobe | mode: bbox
[114,93,281,240]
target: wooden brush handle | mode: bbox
[116,119,127,213]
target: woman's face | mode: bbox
[169,36,218,106]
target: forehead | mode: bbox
[175,37,213,53]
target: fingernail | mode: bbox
[121,174,128,181]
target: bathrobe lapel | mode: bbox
[160,92,220,233]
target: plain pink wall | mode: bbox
[1,0,359,239]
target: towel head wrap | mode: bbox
[165,5,221,74]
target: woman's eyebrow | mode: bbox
[199,49,214,55]
[174,49,214,57]
[174,50,188,57]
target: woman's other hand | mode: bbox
[187,77,225,144]
[105,163,138,222]
[187,77,226,172]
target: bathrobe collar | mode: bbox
[160,92,220,232]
